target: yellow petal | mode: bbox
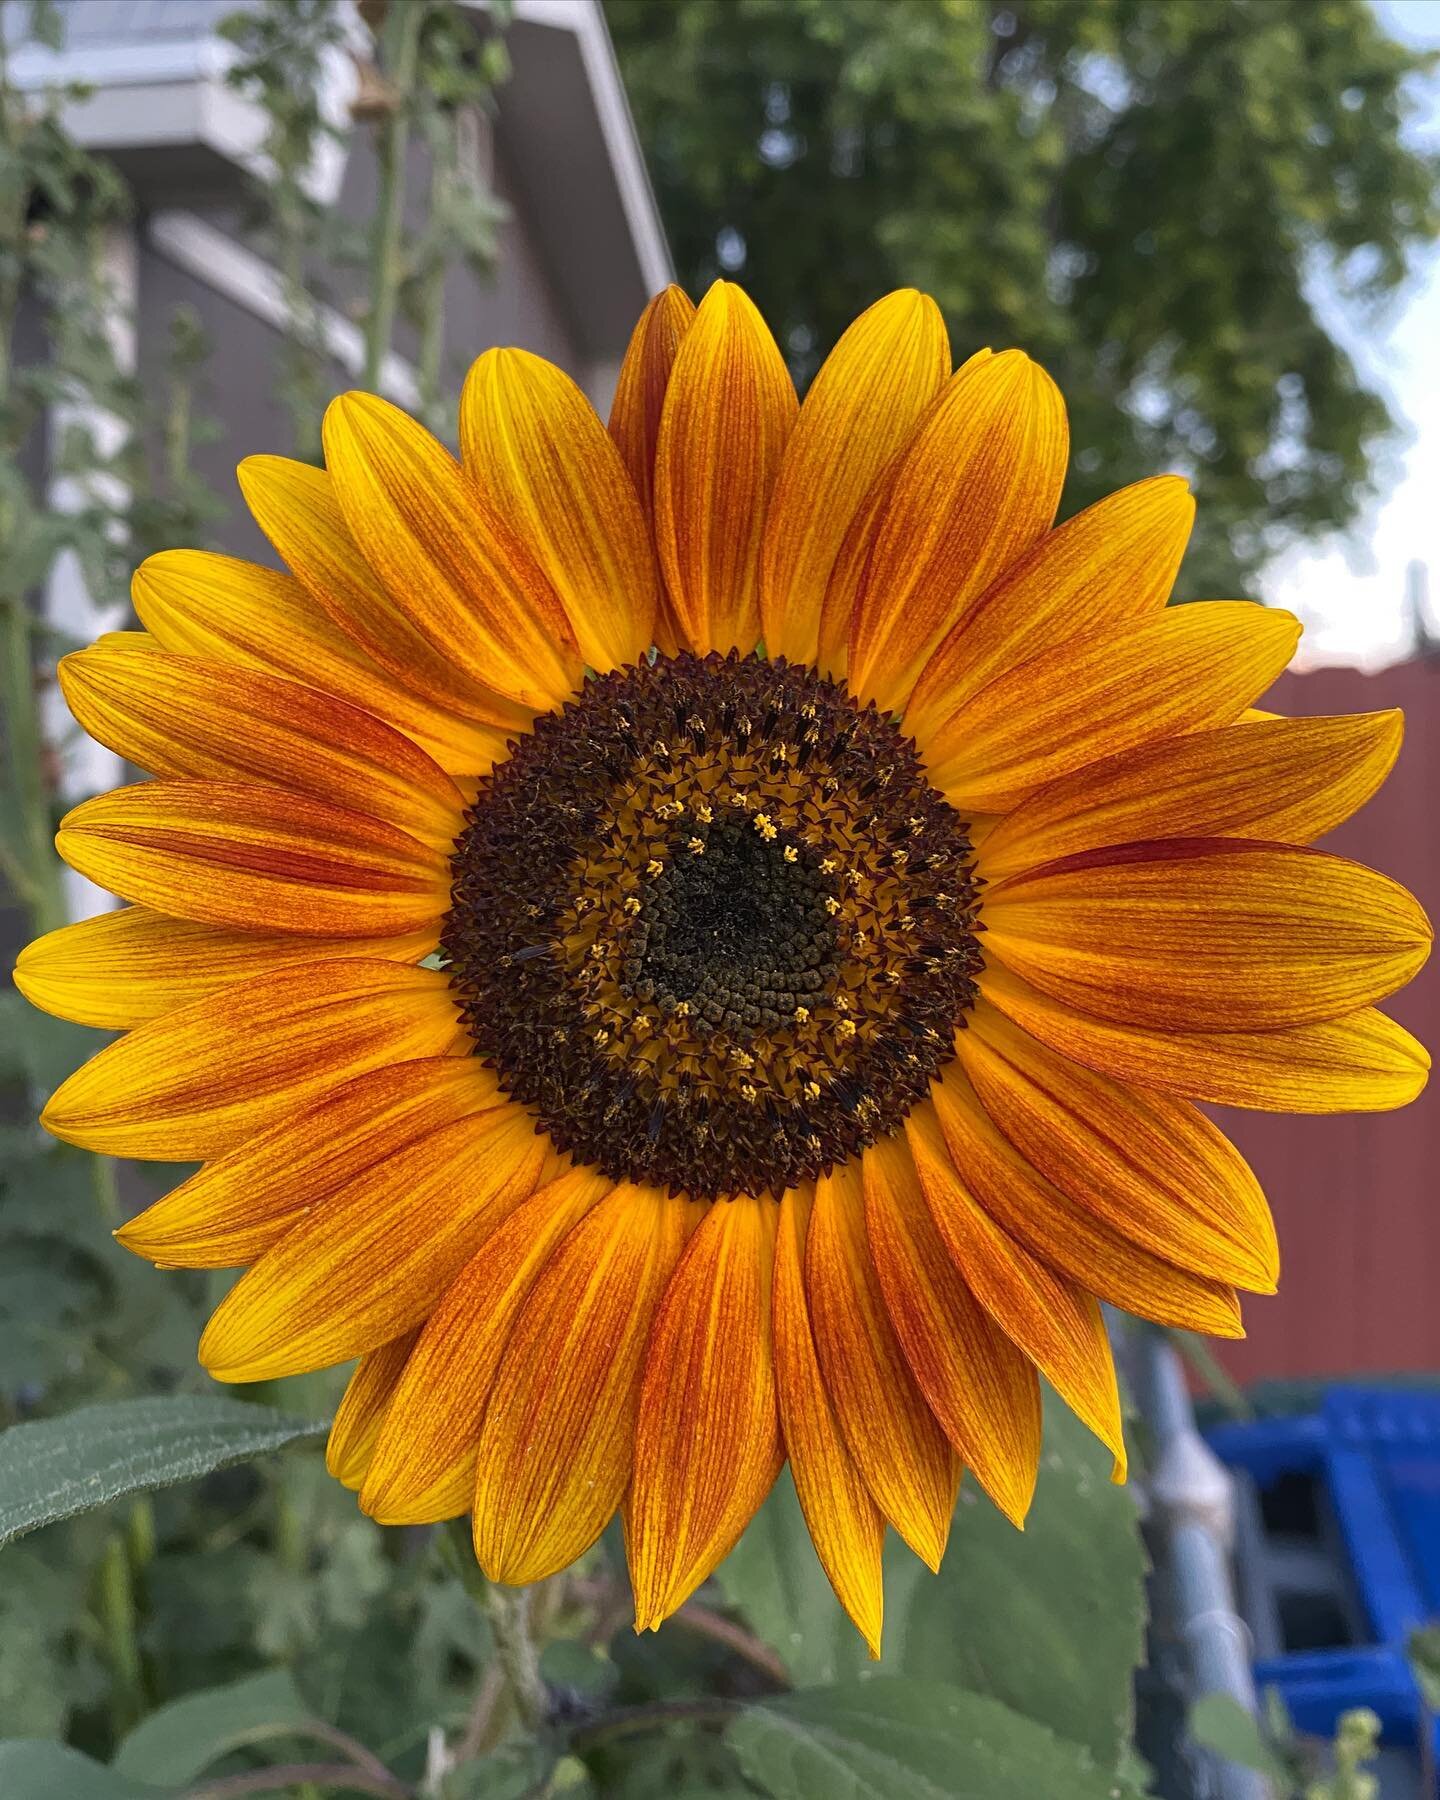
[929,1065,1246,1338]
[59,640,465,851]
[116,1058,500,1269]
[653,281,798,655]
[844,350,1068,713]
[629,1195,784,1631]
[198,1099,555,1383]
[327,1332,420,1490]
[904,476,1194,747]
[57,781,451,939]
[43,961,465,1160]
[958,1001,1278,1292]
[924,603,1301,811]
[134,546,513,779]
[460,348,657,670]
[773,1185,885,1656]
[609,286,696,532]
[608,285,697,655]
[983,839,1432,1031]
[805,1161,958,1568]
[323,393,582,711]
[978,710,1405,881]
[14,906,437,1031]
[979,959,1429,1114]
[362,1165,612,1526]
[760,291,950,666]
[906,1101,1125,1479]
[863,1133,1041,1527]
[474,1184,700,1582]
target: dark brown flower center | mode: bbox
[443,651,981,1199]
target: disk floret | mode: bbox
[444,652,981,1197]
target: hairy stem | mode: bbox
[363,0,424,392]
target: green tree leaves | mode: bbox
[606,0,1439,599]
[0,1396,327,1548]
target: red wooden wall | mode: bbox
[1215,656,1440,1383]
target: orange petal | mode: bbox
[863,1133,1041,1527]
[13,906,437,1031]
[43,961,465,1160]
[198,1098,556,1382]
[629,1195,784,1630]
[982,838,1432,1031]
[361,1165,612,1525]
[978,710,1405,881]
[116,1057,500,1269]
[323,393,582,711]
[327,1332,420,1490]
[804,1161,958,1568]
[460,348,657,671]
[774,1185,885,1655]
[905,1101,1125,1479]
[610,287,696,526]
[474,1184,701,1582]
[59,639,465,851]
[133,547,513,778]
[609,285,696,656]
[238,455,532,732]
[760,291,950,666]
[923,603,1302,811]
[904,476,1195,747]
[978,959,1429,1115]
[845,350,1068,713]
[929,1065,1245,1338]
[653,282,797,655]
[56,781,451,938]
[957,1002,1278,1292]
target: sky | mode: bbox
[1267,0,1440,667]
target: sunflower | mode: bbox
[16,284,1431,1651]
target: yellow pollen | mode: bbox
[687,836,705,855]
[645,858,664,878]
[819,857,837,875]
[623,895,641,915]
[753,813,778,840]
[694,801,714,823]
[836,1018,857,1040]
[739,1082,758,1103]
[783,845,798,863]
[729,1047,755,1070]
[824,896,840,915]
[803,1079,822,1101]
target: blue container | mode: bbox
[1207,1387,1440,1768]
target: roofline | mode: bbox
[504,0,672,297]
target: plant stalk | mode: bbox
[362,0,425,392]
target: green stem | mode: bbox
[98,1530,146,1737]
[476,1578,549,1737]
[363,0,425,392]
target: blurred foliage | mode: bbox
[607,0,1440,599]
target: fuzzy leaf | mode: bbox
[729,1681,1123,1800]
[0,1395,327,1547]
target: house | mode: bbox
[7,0,670,911]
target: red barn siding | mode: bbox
[1214,658,1440,1382]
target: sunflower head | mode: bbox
[17,280,1431,1652]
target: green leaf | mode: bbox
[113,1669,310,1785]
[892,1395,1146,1770]
[729,1681,1123,1800]
[0,1741,153,1800]
[715,1390,1146,1770]
[0,1394,327,1547]
[1188,1693,1290,1781]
